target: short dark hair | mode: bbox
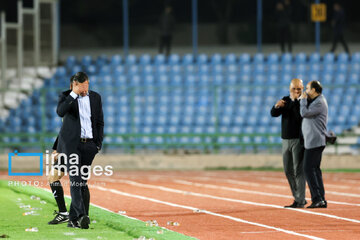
[73,72,88,83]
[70,75,75,83]
[310,81,322,94]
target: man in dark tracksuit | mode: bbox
[271,78,306,208]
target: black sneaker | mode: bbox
[78,215,90,229]
[48,210,69,225]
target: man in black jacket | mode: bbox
[56,72,104,229]
[271,78,306,208]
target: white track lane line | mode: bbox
[189,176,360,198]
[100,178,360,224]
[173,180,360,207]
[93,185,325,240]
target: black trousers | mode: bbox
[330,33,349,53]
[159,35,172,57]
[303,146,325,203]
[67,141,98,221]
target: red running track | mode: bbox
[2,170,360,240]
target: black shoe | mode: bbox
[48,211,69,225]
[284,200,307,208]
[78,215,90,229]
[67,220,80,228]
[307,200,327,208]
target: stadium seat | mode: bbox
[110,55,122,67]
[239,53,251,64]
[81,55,92,67]
[281,53,292,64]
[337,53,349,63]
[183,54,194,65]
[125,54,137,65]
[309,53,320,63]
[351,52,360,63]
[295,53,307,63]
[324,53,335,63]
[253,53,264,63]
[267,53,279,64]
[225,54,237,64]
[197,54,208,64]
[139,54,151,65]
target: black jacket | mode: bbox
[56,90,104,155]
[270,96,302,139]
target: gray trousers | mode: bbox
[282,139,306,204]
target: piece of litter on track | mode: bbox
[145,220,158,227]
[25,227,38,232]
[167,221,180,226]
[193,209,204,213]
[63,232,75,236]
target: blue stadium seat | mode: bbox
[349,73,359,84]
[183,54,194,65]
[111,55,122,67]
[253,53,264,63]
[324,53,335,63]
[81,55,92,67]
[337,63,348,73]
[125,54,137,65]
[225,54,237,64]
[337,53,349,63]
[295,53,307,63]
[309,53,320,63]
[169,54,180,65]
[351,52,360,63]
[99,65,111,75]
[140,54,151,65]
[210,54,222,64]
[96,55,108,66]
[66,56,77,68]
[334,73,346,84]
[281,64,292,74]
[281,53,292,64]
[197,54,208,64]
[239,53,251,64]
[199,64,209,74]
[268,64,279,74]
[267,53,279,64]
[154,54,165,65]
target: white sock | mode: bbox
[60,212,69,215]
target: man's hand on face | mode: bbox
[72,81,89,96]
[275,99,286,108]
[300,91,307,99]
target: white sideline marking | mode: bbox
[174,180,360,207]
[102,178,360,224]
[93,185,324,240]
[193,176,360,198]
